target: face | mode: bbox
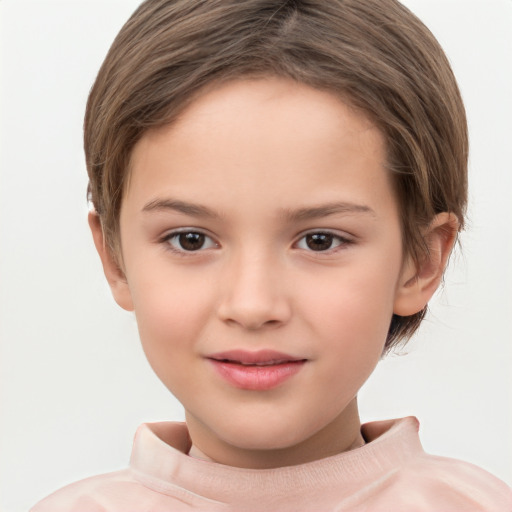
[112,78,418,467]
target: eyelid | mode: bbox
[157,227,354,255]
[293,229,354,252]
[159,227,219,254]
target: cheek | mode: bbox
[307,297,387,406]
[127,271,211,371]
[300,262,400,379]
[305,268,398,337]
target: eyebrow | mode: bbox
[142,198,375,221]
[142,198,220,219]
[281,202,376,222]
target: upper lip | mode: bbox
[207,349,306,365]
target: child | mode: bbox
[31,0,511,510]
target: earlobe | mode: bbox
[88,211,134,312]
[393,212,459,317]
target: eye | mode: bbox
[296,232,350,252]
[164,230,217,252]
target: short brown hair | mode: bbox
[84,0,468,351]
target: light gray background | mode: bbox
[1,1,511,511]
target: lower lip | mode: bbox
[209,360,306,390]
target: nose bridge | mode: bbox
[218,244,290,329]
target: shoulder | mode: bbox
[30,469,146,512]
[359,417,512,511]
[396,452,512,511]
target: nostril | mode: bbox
[222,314,285,331]
[216,273,292,329]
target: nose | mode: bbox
[217,251,292,331]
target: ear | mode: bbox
[88,211,134,311]
[393,212,459,316]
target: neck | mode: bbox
[186,398,365,469]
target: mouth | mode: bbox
[207,350,307,390]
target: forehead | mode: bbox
[124,77,394,220]
[152,78,380,156]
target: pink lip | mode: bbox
[207,350,307,391]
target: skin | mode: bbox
[90,77,457,469]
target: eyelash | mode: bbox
[295,231,353,253]
[159,229,353,255]
[160,229,218,255]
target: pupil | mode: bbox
[306,233,333,251]
[179,232,205,251]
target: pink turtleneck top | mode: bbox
[31,417,512,511]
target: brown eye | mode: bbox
[305,233,334,251]
[165,231,217,252]
[296,232,349,252]
[179,232,205,251]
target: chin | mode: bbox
[214,414,318,452]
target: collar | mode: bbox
[129,417,423,505]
